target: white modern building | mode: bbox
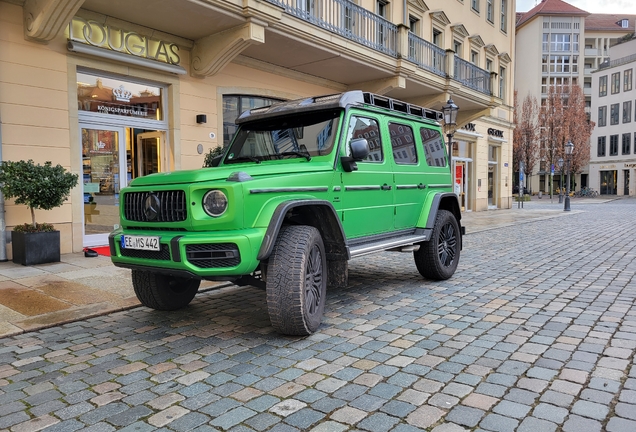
[590,37,636,196]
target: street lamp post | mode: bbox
[557,158,564,204]
[564,140,573,212]
[442,98,459,172]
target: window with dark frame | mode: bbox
[598,106,607,127]
[625,68,633,92]
[622,133,631,155]
[472,0,479,13]
[599,75,607,97]
[610,134,619,156]
[610,103,619,125]
[598,136,606,157]
[223,95,284,146]
[624,101,632,123]
[611,72,620,94]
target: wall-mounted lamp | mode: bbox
[196,114,207,124]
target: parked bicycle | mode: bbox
[574,187,598,198]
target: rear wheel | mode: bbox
[132,270,200,310]
[414,210,460,280]
[266,225,327,336]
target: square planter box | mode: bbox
[12,230,60,266]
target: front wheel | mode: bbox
[132,270,200,310]
[414,209,460,280]
[266,225,327,336]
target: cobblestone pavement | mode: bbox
[1,200,635,432]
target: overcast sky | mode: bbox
[516,0,636,14]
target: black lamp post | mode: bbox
[557,158,564,204]
[442,98,459,171]
[564,140,573,212]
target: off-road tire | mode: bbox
[266,225,327,335]
[414,209,460,280]
[132,270,200,310]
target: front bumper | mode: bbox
[109,228,265,279]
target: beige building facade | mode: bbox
[0,0,515,256]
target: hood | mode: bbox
[128,160,334,187]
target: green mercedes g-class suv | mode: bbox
[110,91,462,336]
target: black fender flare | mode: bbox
[257,200,349,261]
[425,193,463,248]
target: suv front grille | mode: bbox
[186,244,240,268]
[124,191,187,222]
[120,243,171,261]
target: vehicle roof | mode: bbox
[236,91,443,126]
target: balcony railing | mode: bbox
[264,0,493,96]
[454,57,491,94]
[407,33,446,77]
[266,0,398,56]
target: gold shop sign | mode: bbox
[68,17,181,66]
[625,163,636,168]
[600,165,616,169]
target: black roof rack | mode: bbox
[361,92,442,122]
[236,90,443,124]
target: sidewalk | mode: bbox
[0,197,614,338]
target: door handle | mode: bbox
[381,184,392,190]
[418,183,426,189]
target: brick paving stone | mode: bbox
[504,388,537,405]
[606,417,636,432]
[517,417,557,432]
[446,405,485,427]
[210,406,257,430]
[479,413,519,432]
[405,405,444,429]
[428,392,460,409]
[615,402,636,420]
[562,415,602,432]
[309,421,348,432]
[532,403,568,424]
[330,406,367,424]
[571,400,609,420]
[396,389,430,406]
[492,400,531,419]
[270,399,307,417]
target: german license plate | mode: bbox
[121,235,160,251]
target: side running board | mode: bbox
[348,231,432,259]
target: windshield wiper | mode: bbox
[279,151,311,161]
[228,156,261,164]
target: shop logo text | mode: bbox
[68,17,180,66]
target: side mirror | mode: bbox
[341,138,371,172]
[350,138,370,161]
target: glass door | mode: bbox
[136,131,163,177]
[81,125,127,247]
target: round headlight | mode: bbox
[202,190,228,217]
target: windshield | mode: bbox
[224,110,341,164]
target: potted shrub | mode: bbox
[0,160,78,265]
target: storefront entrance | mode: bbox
[600,170,617,195]
[77,71,168,247]
[453,159,472,211]
[81,126,164,246]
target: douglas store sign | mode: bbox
[68,17,181,66]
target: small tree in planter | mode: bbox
[0,160,78,265]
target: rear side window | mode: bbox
[346,116,383,162]
[389,122,417,164]
[420,128,447,167]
